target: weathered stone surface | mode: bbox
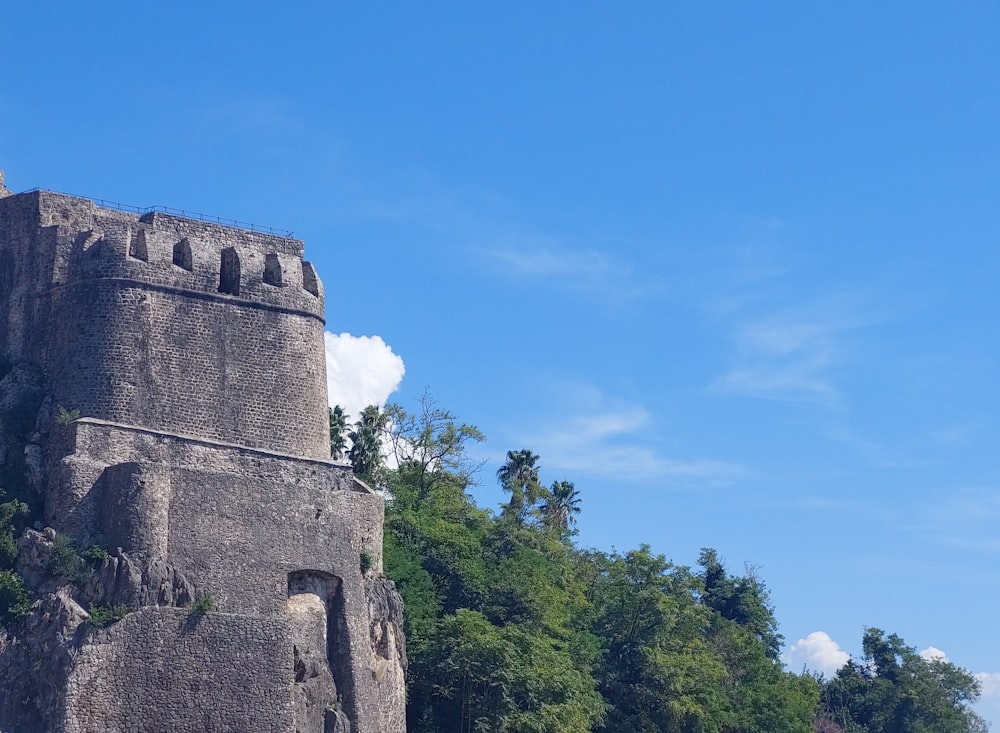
[0,590,89,733]
[0,182,407,732]
[86,550,196,609]
[365,574,409,732]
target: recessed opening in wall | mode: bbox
[173,238,193,271]
[129,229,148,262]
[219,247,240,296]
[302,261,319,297]
[287,570,353,729]
[264,252,283,287]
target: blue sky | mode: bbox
[3,1,999,722]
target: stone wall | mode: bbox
[0,182,407,732]
[0,190,329,458]
[37,419,404,732]
[64,608,296,733]
[51,419,384,615]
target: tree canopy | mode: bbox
[330,396,988,733]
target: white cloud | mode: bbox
[514,386,744,483]
[976,672,1000,698]
[484,245,659,304]
[783,631,850,677]
[711,289,886,410]
[921,488,1000,555]
[919,646,948,662]
[713,316,846,407]
[324,332,405,419]
[490,246,612,278]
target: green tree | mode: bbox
[705,616,818,733]
[383,391,485,497]
[329,405,348,459]
[0,499,28,568]
[819,628,987,733]
[414,609,605,733]
[540,480,581,535]
[348,405,387,480]
[698,548,783,660]
[497,449,542,525]
[0,569,29,628]
[587,546,733,733]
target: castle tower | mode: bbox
[0,182,406,732]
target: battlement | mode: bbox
[0,186,332,458]
[1,189,325,319]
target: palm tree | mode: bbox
[541,480,581,533]
[329,406,348,460]
[348,405,386,478]
[496,449,541,524]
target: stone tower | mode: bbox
[0,180,406,732]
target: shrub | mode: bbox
[360,550,373,574]
[87,604,128,628]
[192,595,214,614]
[0,570,30,628]
[55,406,80,426]
[47,534,90,586]
[81,544,108,567]
[0,499,28,569]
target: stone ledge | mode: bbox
[65,418,368,492]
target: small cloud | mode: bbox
[783,631,850,677]
[919,646,948,662]
[513,386,743,483]
[976,672,1000,698]
[489,246,607,278]
[920,488,1000,555]
[484,245,659,304]
[325,332,405,419]
[713,316,847,407]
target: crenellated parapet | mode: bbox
[0,188,331,458]
[25,191,326,319]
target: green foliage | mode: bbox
[415,609,606,733]
[383,391,485,496]
[0,569,30,628]
[540,480,581,535]
[384,402,821,733]
[497,449,542,525]
[47,533,91,586]
[329,406,349,460]
[87,603,129,628]
[377,396,969,733]
[191,595,215,614]
[0,494,31,629]
[383,530,442,656]
[81,544,108,567]
[386,464,491,617]
[0,499,28,568]
[586,546,732,732]
[359,550,373,574]
[55,405,80,425]
[698,547,783,660]
[819,628,988,733]
[348,405,388,481]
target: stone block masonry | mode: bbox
[0,178,406,733]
